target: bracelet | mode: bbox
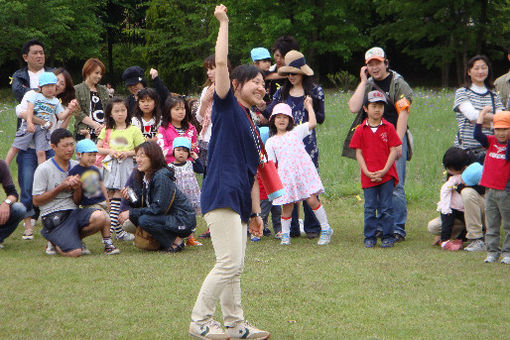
[250,212,261,218]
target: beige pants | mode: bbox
[461,187,485,240]
[121,219,136,234]
[427,216,465,239]
[191,208,247,327]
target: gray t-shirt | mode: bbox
[33,158,78,216]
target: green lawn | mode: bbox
[0,88,509,339]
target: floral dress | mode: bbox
[170,161,201,214]
[265,123,324,205]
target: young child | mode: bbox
[265,102,333,246]
[131,87,162,142]
[97,97,145,241]
[5,72,71,165]
[251,47,272,73]
[169,137,204,246]
[157,96,198,164]
[474,108,510,264]
[349,90,401,248]
[436,147,471,251]
[69,139,120,255]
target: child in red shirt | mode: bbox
[474,108,510,264]
[349,90,401,248]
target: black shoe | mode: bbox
[306,232,319,239]
[290,231,301,238]
[375,230,383,239]
[394,234,406,242]
[263,227,272,237]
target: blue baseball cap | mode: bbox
[76,139,98,153]
[39,72,58,87]
[259,126,270,144]
[172,137,191,150]
[462,162,483,186]
[251,47,271,62]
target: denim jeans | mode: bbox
[378,135,408,237]
[0,202,26,243]
[364,179,395,241]
[16,148,54,218]
[260,199,281,234]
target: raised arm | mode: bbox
[213,4,230,99]
[304,95,316,130]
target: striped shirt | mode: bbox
[453,86,503,150]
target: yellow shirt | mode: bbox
[98,125,145,152]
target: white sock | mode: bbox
[281,217,291,235]
[312,205,330,231]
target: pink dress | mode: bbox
[156,123,198,164]
[265,123,324,205]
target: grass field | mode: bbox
[0,87,509,339]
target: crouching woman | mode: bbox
[117,141,195,252]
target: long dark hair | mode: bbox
[133,87,162,128]
[134,141,174,183]
[104,97,131,129]
[279,75,316,101]
[463,55,494,89]
[53,67,75,106]
[162,96,190,130]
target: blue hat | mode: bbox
[251,47,271,62]
[172,137,191,150]
[259,126,270,144]
[39,72,58,87]
[76,139,98,153]
[462,162,483,186]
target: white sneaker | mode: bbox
[81,242,91,255]
[317,226,334,245]
[464,239,486,252]
[280,233,290,245]
[116,231,135,241]
[189,319,228,339]
[226,320,270,339]
[0,242,4,249]
[45,241,56,255]
[501,256,510,264]
[484,253,499,263]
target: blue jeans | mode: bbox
[377,135,408,237]
[364,179,395,242]
[16,148,54,218]
[0,203,26,243]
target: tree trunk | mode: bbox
[476,0,488,54]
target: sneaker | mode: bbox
[45,241,56,255]
[22,228,34,240]
[250,235,260,242]
[0,242,4,249]
[501,256,510,264]
[464,239,486,252]
[116,231,135,241]
[432,235,441,246]
[280,233,291,245]
[452,239,463,249]
[394,234,405,242]
[380,238,395,248]
[484,253,499,263]
[364,239,376,248]
[317,227,333,245]
[262,227,272,237]
[198,230,211,239]
[189,319,228,339]
[186,237,204,246]
[226,320,270,339]
[81,242,91,255]
[104,244,120,255]
[274,231,282,239]
[441,240,461,251]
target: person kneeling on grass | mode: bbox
[69,139,120,255]
[349,90,401,248]
[117,141,196,252]
[32,128,107,257]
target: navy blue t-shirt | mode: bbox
[200,88,260,223]
[69,164,106,206]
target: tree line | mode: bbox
[1,0,510,94]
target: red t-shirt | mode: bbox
[349,118,401,188]
[480,135,510,190]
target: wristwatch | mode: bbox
[4,199,13,206]
[250,212,261,218]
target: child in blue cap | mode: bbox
[68,139,120,255]
[5,72,73,166]
[251,47,272,73]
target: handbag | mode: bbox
[341,109,366,160]
[94,128,111,168]
[241,104,285,200]
[134,226,161,251]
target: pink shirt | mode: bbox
[156,123,198,164]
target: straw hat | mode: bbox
[278,50,314,76]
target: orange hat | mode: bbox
[493,111,510,128]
